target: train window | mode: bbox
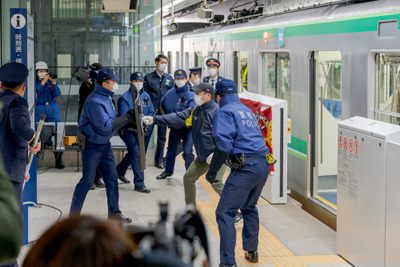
[310,51,342,209]
[175,52,180,70]
[185,52,189,70]
[234,51,248,93]
[261,52,291,116]
[194,51,202,69]
[375,53,400,124]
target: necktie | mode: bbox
[211,79,215,87]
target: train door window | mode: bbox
[175,52,180,70]
[167,51,172,74]
[195,51,202,70]
[234,51,248,93]
[310,51,342,209]
[185,52,189,70]
[261,52,291,116]
[375,53,400,124]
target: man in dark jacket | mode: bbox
[143,83,224,205]
[143,55,174,169]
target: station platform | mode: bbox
[19,149,352,267]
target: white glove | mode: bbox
[142,116,154,126]
[206,153,213,164]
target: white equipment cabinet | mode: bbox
[337,116,400,267]
[239,92,289,204]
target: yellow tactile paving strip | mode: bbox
[176,155,346,266]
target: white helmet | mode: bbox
[36,61,48,70]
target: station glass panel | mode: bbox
[312,51,342,208]
[30,0,162,122]
[375,53,400,124]
[261,52,291,116]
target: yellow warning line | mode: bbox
[316,196,338,209]
[176,156,344,266]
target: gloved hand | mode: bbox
[142,116,154,126]
[206,153,213,165]
[205,170,217,184]
[126,109,135,123]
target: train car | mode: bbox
[163,0,400,228]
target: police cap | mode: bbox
[193,83,215,97]
[97,67,119,82]
[206,58,220,68]
[174,69,187,79]
[189,67,202,76]
[130,71,144,81]
[0,62,29,88]
[216,79,237,94]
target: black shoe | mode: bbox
[154,162,164,169]
[55,159,65,169]
[235,212,243,224]
[219,264,237,267]
[244,251,258,263]
[108,211,132,223]
[156,171,172,180]
[135,186,151,193]
[94,179,106,188]
[118,176,130,184]
[90,184,96,190]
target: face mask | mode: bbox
[241,62,247,67]
[133,82,143,91]
[175,80,186,88]
[194,77,201,85]
[38,72,46,79]
[158,63,167,72]
[194,95,204,106]
[208,68,217,77]
[112,83,118,92]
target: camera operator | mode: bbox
[35,61,64,169]
[77,63,105,189]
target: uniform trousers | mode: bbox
[70,141,119,216]
[117,131,146,188]
[11,182,23,214]
[183,158,225,206]
[165,128,194,174]
[216,155,269,265]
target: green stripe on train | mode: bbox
[188,11,400,41]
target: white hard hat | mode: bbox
[36,61,48,70]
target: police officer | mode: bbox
[144,55,174,169]
[116,72,154,193]
[203,58,225,90]
[35,61,64,169]
[240,58,248,90]
[155,69,195,180]
[143,83,224,204]
[70,67,132,223]
[78,63,105,189]
[187,67,202,91]
[0,62,41,213]
[206,79,269,267]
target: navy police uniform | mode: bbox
[116,72,154,190]
[70,68,130,222]
[206,79,269,266]
[203,58,225,88]
[159,69,195,176]
[144,68,174,166]
[188,67,202,92]
[0,63,35,212]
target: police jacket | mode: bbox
[144,70,174,110]
[0,90,35,183]
[160,83,195,120]
[154,99,219,162]
[212,94,269,157]
[35,79,61,105]
[118,86,155,132]
[78,84,116,145]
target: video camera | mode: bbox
[48,72,57,79]
[72,66,93,83]
[126,202,209,266]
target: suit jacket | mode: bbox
[0,90,35,183]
